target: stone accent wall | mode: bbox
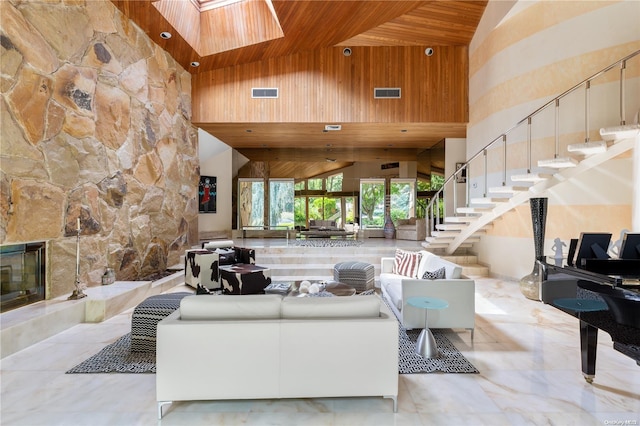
[0,0,199,298]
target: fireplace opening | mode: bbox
[1,242,46,312]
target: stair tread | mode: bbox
[538,157,578,168]
[511,173,553,182]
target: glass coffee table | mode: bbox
[287,280,356,297]
[407,296,449,359]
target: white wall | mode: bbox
[198,129,233,234]
[444,138,467,217]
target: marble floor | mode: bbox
[1,270,639,425]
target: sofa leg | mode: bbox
[468,328,474,341]
[158,401,172,419]
[384,395,398,412]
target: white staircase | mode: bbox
[423,124,639,254]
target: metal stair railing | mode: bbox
[426,50,640,248]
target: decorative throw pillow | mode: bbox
[392,249,422,278]
[422,267,446,280]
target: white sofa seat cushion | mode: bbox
[179,294,282,320]
[281,295,380,318]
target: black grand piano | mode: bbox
[541,232,640,383]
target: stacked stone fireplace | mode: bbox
[0,242,46,312]
[0,1,200,299]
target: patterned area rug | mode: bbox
[385,296,479,374]
[291,239,363,247]
[67,318,478,375]
[67,334,155,374]
[398,327,479,374]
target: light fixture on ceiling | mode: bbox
[246,129,253,133]
[324,124,341,131]
[190,61,200,67]
[401,129,408,133]
[425,47,434,56]
[343,47,352,57]
[160,31,172,39]
[326,158,336,162]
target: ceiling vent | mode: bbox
[324,124,342,131]
[252,88,278,98]
[374,88,401,99]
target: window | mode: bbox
[238,179,264,228]
[390,179,416,221]
[360,179,385,228]
[308,197,323,221]
[344,196,356,224]
[326,173,343,192]
[294,197,307,228]
[294,181,305,191]
[308,178,323,190]
[269,179,294,229]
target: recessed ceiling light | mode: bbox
[401,129,408,133]
[326,158,336,162]
[160,32,172,40]
[246,129,253,133]
[343,48,352,57]
[326,144,332,147]
[190,61,200,67]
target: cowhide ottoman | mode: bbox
[130,292,191,353]
[185,249,220,290]
[219,264,271,295]
[333,261,375,293]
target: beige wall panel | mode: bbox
[487,204,631,240]
[470,44,640,126]
[470,1,614,78]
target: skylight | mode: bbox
[154,0,284,57]
[192,0,244,12]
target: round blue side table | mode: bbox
[407,296,449,358]
[553,298,607,313]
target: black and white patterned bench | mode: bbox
[130,292,191,353]
[333,261,375,293]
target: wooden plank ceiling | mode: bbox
[112,0,487,179]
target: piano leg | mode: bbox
[579,320,598,383]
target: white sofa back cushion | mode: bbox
[417,251,462,279]
[179,294,282,320]
[281,295,380,319]
[203,240,234,250]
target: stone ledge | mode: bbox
[0,271,184,359]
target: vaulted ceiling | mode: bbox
[112,0,487,179]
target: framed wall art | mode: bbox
[455,163,467,184]
[198,176,217,213]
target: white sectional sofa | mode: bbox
[380,250,475,336]
[156,294,399,419]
